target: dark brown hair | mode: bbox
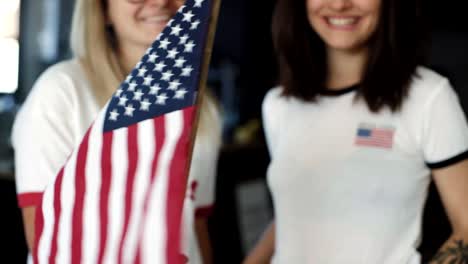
[272,0,426,112]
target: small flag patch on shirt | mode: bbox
[354,124,395,149]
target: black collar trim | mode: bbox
[320,84,359,96]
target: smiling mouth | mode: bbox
[325,17,360,28]
[141,15,171,24]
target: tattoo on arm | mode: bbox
[431,240,468,264]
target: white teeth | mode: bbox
[327,17,357,26]
[143,16,170,23]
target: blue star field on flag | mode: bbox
[104,0,212,132]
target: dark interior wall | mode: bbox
[16,0,74,104]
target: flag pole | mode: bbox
[185,0,222,186]
[171,1,221,261]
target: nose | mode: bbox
[329,0,353,11]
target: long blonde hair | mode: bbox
[70,0,124,107]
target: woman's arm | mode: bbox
[195,218,213,264]
[430,159,468,263]
[22,206,36,251]
[243,221,275,264]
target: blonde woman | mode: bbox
[12,0,220,263]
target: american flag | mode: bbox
[354,124,395,149]
[33,0,215,263]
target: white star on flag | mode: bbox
[181,66,194,77]
[154,61,167,72]
[156,93,169,105]
[143,75,154,85]
[159,38,171,49]
[124,104,135,116]
[184,41,196,53]
[109,109,119,121]
[168,79,182,90]
[194,0,204,7]
[191,20,200,30]
[140,98,152,111]
[138,67,147,77]
[118,95,128,106]
[183,11,195,22]
[179,34,189,45]
[115,88,124,97]
[170,24,183,36]
[149,84,162,95]
[133,89,144,101]
[167,48,180,59]
[161,70,174,81]
[128,81,138,91]
[174,89,188,99]
[148,52,158,63]
[175,57,186,68]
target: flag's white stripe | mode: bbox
[103,128,128,264]
[37,174,55,263]
[181,195,195,261]
[82,114,105,263]
[143,111,184,264]
[56,149,78,263]
[123,119,156,263]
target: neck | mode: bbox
[326,47,368,90]
[118,43,147,75]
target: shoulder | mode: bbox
[23,59,91,107]
[262,86,287,115]
[13,59,91,138]
[402,66,457,114]
[35,59,88,89]
[409,67,452,100]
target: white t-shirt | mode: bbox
[13,59,221,263]
[262,67,468,264]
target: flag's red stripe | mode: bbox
[355,138,392,144]
[356,139,392,144]
[71,129,92,264]
[166,107,196,263]
[33,193,44,264]
[134,247,142,264]
[97,132,114,264]
[355,139,392,148]
[118,125,139,264]
[48,168,65,263]
[134,116,166,264]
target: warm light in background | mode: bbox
[0,0,20,94]
[0,38,19,94]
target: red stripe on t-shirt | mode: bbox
[17,192,43,208]
[33,193,44,264]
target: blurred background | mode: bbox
[0,0,467,262]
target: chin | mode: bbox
[325,38,367,53]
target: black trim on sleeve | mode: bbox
[426,149,468,169]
